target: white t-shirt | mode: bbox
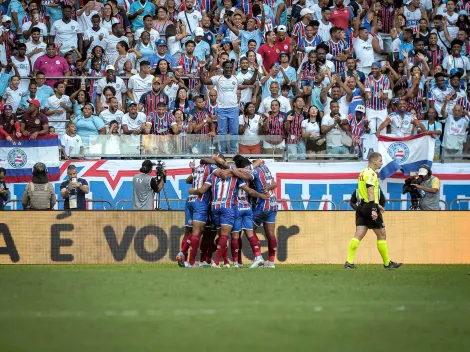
[177,10,202,35]
[60,133,83,157]
[128,74,154,103]
[99,109,124,131]
[387,112,417,137]
[134,28,160,44]
[301,119,321,135]
[50,20,84,54]
[105,35,129,64]
[167,35,182,56]
[3,87,26,113]
[210,75,244,109]
[442,55,470,77]
[45,94,72,135]
[22,21,48,42]
[26,41,47,68]
[239,114,261,146]
[96,77,127,104]
[84,27,109,55]
[101,18,120,34]
[236,69,254,103]
[10,56,31,94]
[324,96,349,117]
[121,112,147,131]
[353,36,374,69]
[321,114,344,147]
[78,10,97,33]
[258,95,291,114]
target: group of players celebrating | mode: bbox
[177,152,403,269]
[177,154,278,268]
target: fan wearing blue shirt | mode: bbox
[128,0,156,31]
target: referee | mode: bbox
[345,152,402,269]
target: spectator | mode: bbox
[177,0,202,43]
[60,164,90,210]
[33,43,70,86]
[364,62,390,134]
[138,76,170,115]
[0,104,21,141]
[421,107,443,158]
[22,8,48,42]
[154,7,173,41]
[193,27,211,62]
[50,5,84,57]
[104,119,121,155]
[376,100,427,137]
[106,23,128,66]
[429,72,455,118]
[70,89,91,118]
[149,39,176,69]
[260,71,291,110]
[239,102,262,154]
[73,103,106,143]
[134,15,160,44]
[83,14,109,57]
[146,102,177,135]
[99,97,124,131]
[261,99,286,154]
[25,27,47,69]
[347,105,369,155]
[122,102,148,135]
[61,122,84,160]
[2,75,25,114]
[258,31,280,73]
[320,75,352,117]
[170,87,194,114]
[20,100,49,140]
[321,100,350,155]
[277,52,296,99]
[441,103,470,158]
[136,31,157,63]
[285,96,306,158]
[0,167,8,210]
[129,0,156,31]
[21,162,56,210]
[100,3,120,34]
[302,105,326,156]
[127,60,154,103]
[44,81,73,136]
[96,65,127,113]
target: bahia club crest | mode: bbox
[387,142,410,164]
[8,148,28,169]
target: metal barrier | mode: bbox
[449,198,470,210]
[278,199,337,210]
[338,198,448,210]
[285,153,360,162]
[85,200,114,210]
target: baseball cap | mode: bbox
[194,27,204,36]
[220,37,231,45]
[27,99,41,108]
[459,10,468,16]
[300,8,314,17]
[156,39,167,46]
[128,101,138,107]
[277,25,287,32]
[105,65,115,71]
[449,69,462,78]
[2,16,11,23]
[418,165,431,176]
[355,105,365,113]
[3,104,13,110]
[371,61,382,68]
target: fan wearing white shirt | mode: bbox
[84,14,109,56]
[127,61,154,103]
[61,122,84,159]
[121,103,149,135]
[442,39,470,82]
[44,81,73,136]
[25,28,47,68]
[199,60,259,153]
[22,9,48,43]
[134,15,160,44]
[106,23,129,65]
[77,1,98,32]
[258,81,292,114]
[50,5,84,56]
[96,66,128,113]
[177,0,202,43]
[99,97,124,131]
[441,103,470,156]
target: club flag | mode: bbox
[0,135,60,183]
[378,133,435,180]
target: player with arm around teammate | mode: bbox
[345,152,402,269]
[189,168,268,268]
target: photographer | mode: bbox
[413,165,441,211]
[132,160,165,210]
[60,165,90,210]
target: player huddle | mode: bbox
[176,154,277,268]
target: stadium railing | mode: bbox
[4,199,113,210]
[338,198,448,210]
[449,198,470,210]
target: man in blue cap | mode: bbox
[149,39,176,69]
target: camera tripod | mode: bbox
[155,185,171,210]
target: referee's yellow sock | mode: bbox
[347,238,361,263]
[377,240,391,266]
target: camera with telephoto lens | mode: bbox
[402,174,423,210]
[154,160,166,184]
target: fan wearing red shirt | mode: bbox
[330,0,352,31]
[258,31,280,72]
[274,25,291,56]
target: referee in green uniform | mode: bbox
[345,152,402,269]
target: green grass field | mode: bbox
[1,264,469,352]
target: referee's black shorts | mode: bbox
[355,204,385,229]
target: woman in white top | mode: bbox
[165,22,187,64]
[114,40,142,74]
[238,102,262,154]
[101,3,120,34]
[301,105,326,156]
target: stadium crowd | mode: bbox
[0,0,470,159]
